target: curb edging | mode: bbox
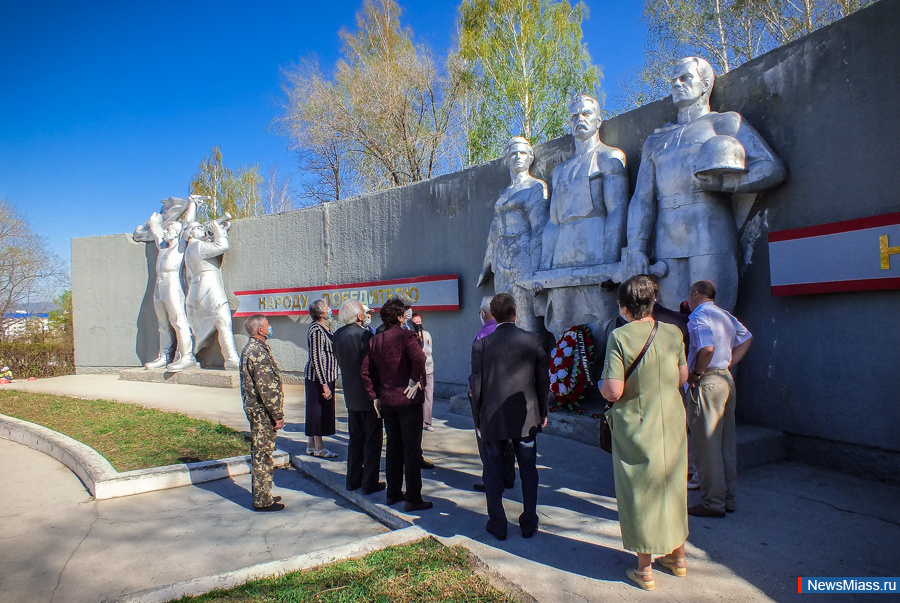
[0,413,289,499]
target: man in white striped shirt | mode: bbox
[686,280,753,518]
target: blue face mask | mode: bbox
[267,325,274,337]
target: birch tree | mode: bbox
[189,146,263,221]
[456,0,601,165]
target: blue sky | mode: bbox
[0,1,646,265]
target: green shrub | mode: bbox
[0,342,75,378]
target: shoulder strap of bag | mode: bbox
[624,320,658,382]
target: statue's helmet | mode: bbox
[694,135,748,177]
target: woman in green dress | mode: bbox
[600,275,689,591]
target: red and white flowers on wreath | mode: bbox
[548,325,594,408]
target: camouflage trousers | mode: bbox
[245,405,277,508]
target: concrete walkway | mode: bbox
[2,375,899,602]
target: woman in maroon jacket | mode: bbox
[361,298,432,512]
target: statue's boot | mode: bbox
[222,340,240,371]
[166,353,197,372]
[144,353,170,370]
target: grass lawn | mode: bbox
[0,390,249,471]
[178,537,517,602]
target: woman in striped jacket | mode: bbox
[305,299,339,458]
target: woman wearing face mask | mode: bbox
[333,300,384,493]
[600,275,689,590]
[304,299,339,458]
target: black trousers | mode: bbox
[346,409,384,491]
[483,436,540,537]
[381,404,424,504]
[476,432,516,488]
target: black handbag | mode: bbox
[599,321,658,454]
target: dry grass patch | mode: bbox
[178,537,518,602]
[0,390,248,471]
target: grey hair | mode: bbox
[674,56,715,90]
[309,299,330,321]
[338,300,364,325]
[480,295,493,315]
[244,314,267,336]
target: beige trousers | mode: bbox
[688,369,737,513]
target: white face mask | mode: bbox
[480,314,486,325]
[362,315,371,328]
[405,308,413,320]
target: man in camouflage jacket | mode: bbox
[240,314,285,512]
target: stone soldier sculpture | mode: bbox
[620,57,786,311]
[182,197,240,369]
[240,314,286,512]
[532,94,630,339]
[143,206,196,372]
[477,137,549,333]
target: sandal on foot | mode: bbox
[313,448,338,459]
[626,568,655,591]
[657,555,687,577]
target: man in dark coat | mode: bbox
[471,293,550,540]
[333,300,384,495]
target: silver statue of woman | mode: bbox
[477,137,549,333]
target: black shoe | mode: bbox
[521,526,538,539]
[386,493,404,505]
[473,483,486,492]
[273,496,282,503]
[503,482,516,490]
[420,459,435,469]
[688,504,726,518]
[346,484,361,492]
[253,502,285,512]
[403,500,434,513]
[362,482,387,495]
[485,523,507,541]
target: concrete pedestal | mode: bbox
[119,367,240,389]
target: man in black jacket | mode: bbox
[471,293,550,540]
[333,300,385,495]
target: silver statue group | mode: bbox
[133,195,240,372]
[479,57,786,338]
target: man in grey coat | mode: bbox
[471,293,550,540]
[333,300,385,495]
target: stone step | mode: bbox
[119,367,240,389]
[449,394,786,471]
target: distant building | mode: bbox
[2,311,50,340]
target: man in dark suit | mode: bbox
[471,293,550,540]
[333,300,385,495]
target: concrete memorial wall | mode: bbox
[72,0,899,479]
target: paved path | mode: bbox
[2,375,899,602]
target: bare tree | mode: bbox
[0,200,62,341]
[277,0,468,198]
[261,165,299,213]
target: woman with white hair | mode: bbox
[304,299,338,458]
[333,300,385,493]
